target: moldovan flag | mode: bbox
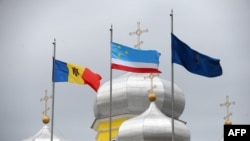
[53,59,102,92]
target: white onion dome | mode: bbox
[22,115,66,141]
[94,73,186,119]
[116,94,190,141]
[22,125,65,141]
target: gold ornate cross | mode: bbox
[220,96,235,121]
[129,22,148,48]
[40,90,53,116]
[144,73,158,94]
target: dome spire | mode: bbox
[40,89,52,124]
[220,96,235,125]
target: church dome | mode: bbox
[116,99,190,141]
[22,125,65,141]
[94,72,185,119]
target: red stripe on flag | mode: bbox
[82,68,102,92]
[111,63,161,73]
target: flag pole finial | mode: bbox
[170,9,173,17]
[110,24,113,32]
[53,38,56,45]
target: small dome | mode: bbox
[94,73,185,119]
[22,125,66,141]
[116,101,190,141]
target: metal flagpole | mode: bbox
[51,38,56,141]
[109,25,113,141]
[170,10,175,141]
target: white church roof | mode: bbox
[116,94,190,141]
[22,125,66,141]
[94,72,186,119]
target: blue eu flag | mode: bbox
[171,33,222,77]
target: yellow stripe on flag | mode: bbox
[67,63,86,84]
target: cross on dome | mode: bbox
[144,74,157,94]
[40,90,52,116]
[220,96,235,124]
[129,22,148,48]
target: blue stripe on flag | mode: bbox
[111,42,160,64]
[54,59,69,82]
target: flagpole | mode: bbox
[170,9,175,141]
[109,25,113,141]
[51,38,56,141]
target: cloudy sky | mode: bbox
[0,0,249,141]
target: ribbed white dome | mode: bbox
[94,72,185,119]
[116,101,190,141]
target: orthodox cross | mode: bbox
[144,73,158,94]
[40,90,53,116]
[129,22,148,48]
[220,96,235,121]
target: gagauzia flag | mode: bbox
[53,59,102,92]
[111,42,161,73]
[171,33,223,77]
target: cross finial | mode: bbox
[40,90,53,116]
[144,73,158,94]
[220,96,235,121]
[129,22,148,48]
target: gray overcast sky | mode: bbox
[0,0,249,141]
